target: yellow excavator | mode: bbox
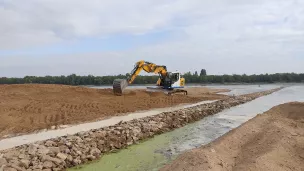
[113,60,187,96]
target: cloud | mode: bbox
[0,0,200,49]
[0,0,304,77]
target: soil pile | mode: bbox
[0,84,228,137]
[161,102,304,171]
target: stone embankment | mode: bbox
[0,88,282,171]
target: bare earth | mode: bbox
[0,84,228,138]
[161,102,304,171]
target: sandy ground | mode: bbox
[0,84,228,138]
[161,102,304,171]
[0,100,216,151]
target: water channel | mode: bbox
[70,84,304,171]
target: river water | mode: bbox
[69,84,304,171]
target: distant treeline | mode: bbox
[0,73,304,85]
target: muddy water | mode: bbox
[70,85,304,171]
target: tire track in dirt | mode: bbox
[0,84,229,137]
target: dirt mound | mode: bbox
[161,102,304,171]
[0,84,228,138]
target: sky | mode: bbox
[0,0,304,77]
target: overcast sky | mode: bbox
[0,0,303,77]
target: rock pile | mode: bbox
[0,88,282,171]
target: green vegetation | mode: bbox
[1,72,304,85]
[69,136,170,171]
[68,121,192,171]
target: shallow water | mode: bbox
[70,85,304,171]
[206,84,282,96]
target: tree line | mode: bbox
[1,72,304,85]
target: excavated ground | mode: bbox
[0,88,281,171]
[0,84,228,138]
[161,102,304,171]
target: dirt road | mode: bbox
[0,84,228,138]
[161,102,304,171]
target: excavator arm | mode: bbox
[113,60,168,95]
[127,60,167,83]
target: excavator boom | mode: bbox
[128,61,167,84]
[113,60,168,95]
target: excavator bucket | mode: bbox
[113,79,128,95]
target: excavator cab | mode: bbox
[168,72,184,88]
[156,72,184,89]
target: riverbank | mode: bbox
[0,88,282,171]
[161,102,304,171]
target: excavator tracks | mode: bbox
[113,79,187,96]
[167,89,188,95]
[146,87,187,95]
[113,79,128,96]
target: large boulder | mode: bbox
[0,158,8,167]
[56,153,67,161]
[28,144,38,156]
[42,161,53,169]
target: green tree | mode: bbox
[200,69,207,76]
